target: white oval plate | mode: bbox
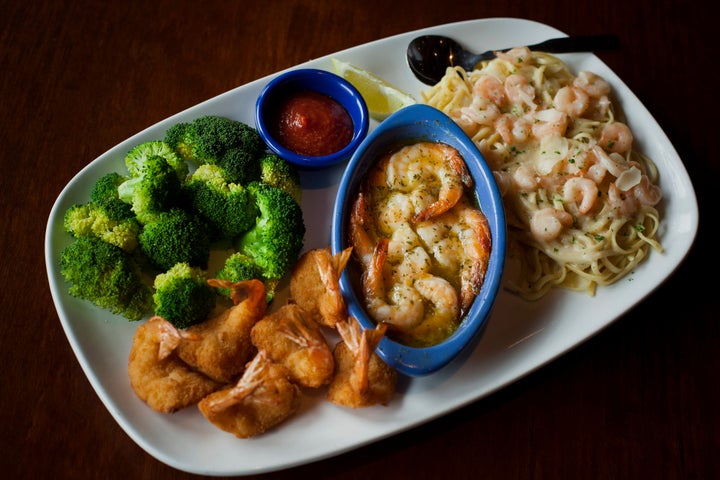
[45,17,698,476]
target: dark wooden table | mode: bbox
[2,1,715,478]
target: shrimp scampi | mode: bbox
[563,177,599,215]
[348,193,377,268]
[450,204,492,315]
[363,237,425,330]
[349,141,493,344]
[422,47,664,299]
[600,122,634,154]
[530,207,574,243]
[413,273,459,325]
[382,142,473,222]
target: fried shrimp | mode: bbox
[327,317,397,408]
[251,303,335,388]
[128,316,220,413]
[198,350,301,438]
[176,279,267,384]
[289,247,352,328]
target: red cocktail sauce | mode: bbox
[272,90,353,157]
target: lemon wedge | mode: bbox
[331,58,416,121]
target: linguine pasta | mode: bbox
[422,48,663,300]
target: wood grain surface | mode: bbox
[1,1,715,478]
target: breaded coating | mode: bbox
[128,316,221,413]
[289,249,327,322]
[289,247,352,328]
[176,279,267,383]
[198,350,301,438]
[327,317,397,408]
[251,303,334,388]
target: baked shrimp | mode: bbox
[382,142,473,222]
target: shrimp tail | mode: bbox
[364,237,389,299]
[461,264,484,317]
[316,248,349,326]
[337,317,387,399]
[204,350,269,412]
[350,193,376,266]
[208,278,267,316]
[155,316,183,360]
[412,197,457,222]
[365,322,388,352]
[352,331,370,397]
[333,246,353,274]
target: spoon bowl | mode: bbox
[407,34,620,85]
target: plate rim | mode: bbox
[44,16,699,476]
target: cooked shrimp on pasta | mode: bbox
[422,47,663,300]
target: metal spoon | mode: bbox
[407,34,621,85]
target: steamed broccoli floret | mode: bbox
[125,140,189,181]
[90,172,126,202]
[163,115,265,166]
[215,252,280,303]
[216,147,262,185]
[162,121,190,156]
[60,236,153,321]
[138,208,211,271]
[259,153,302,204]
[216,252,264,283]
[153,262,216,329]
[63,197,140,252]
[118,154,183,224]
[183,164,259,240]
[236,182,305,280]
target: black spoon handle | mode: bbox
[471,34,621,64]
[526,34,621,54]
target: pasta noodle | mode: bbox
[421,48,663,300]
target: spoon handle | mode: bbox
[473,34,621,63]
[524,34,621,54]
